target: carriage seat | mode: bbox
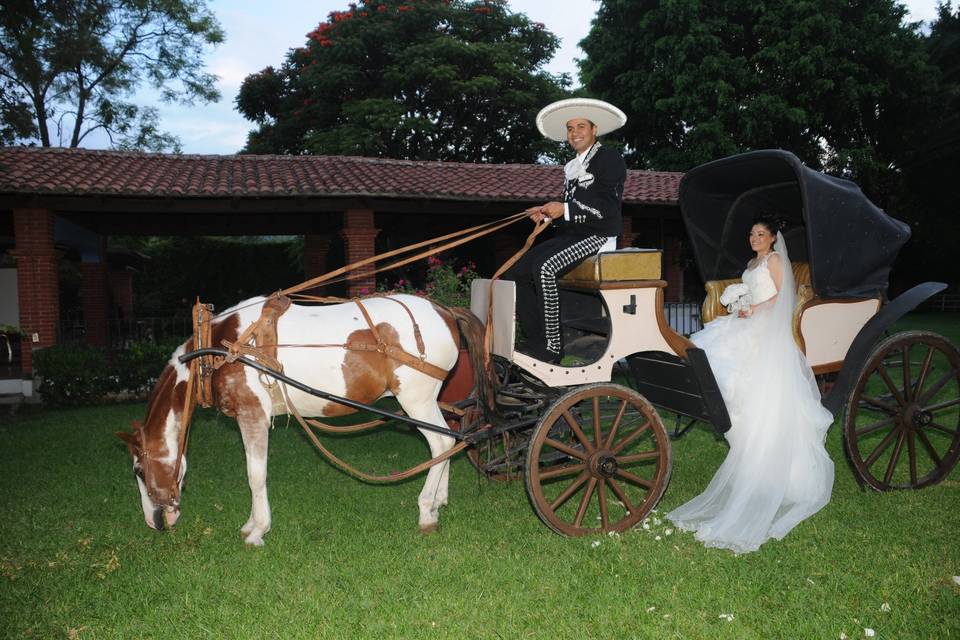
[560,248,663,288]
[701,262,814,346]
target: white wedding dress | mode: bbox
[667,234,835,553]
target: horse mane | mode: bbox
[448,307,494,411]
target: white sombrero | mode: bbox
[536,98,627,141]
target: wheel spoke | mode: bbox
[593,397,602,448]
[539,462,585,481]
[855,415,897,437]
[562,410,595,455]
[544,437,587,461]
[915,428,943,466]
[616,450,661,465]
[877,363,906,406]
[605,477,635,514]
[923,397,960,413]
[901,346,912,401]
[882,430,907,485]
[573,477,598,527]
[614,468,654,490]
[549,470,590,511]
[611,421,652,455]
[598,481,609,530]
[928,422,958,437]
[913,346,935,399]
[603,400,629,449]
[860,394,899,415]
[863,427,900,468]
[919,366,960,405]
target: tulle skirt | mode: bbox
[667,310,835,553]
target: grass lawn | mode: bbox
[1,314,958,639]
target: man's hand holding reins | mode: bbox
[525,202,565,223]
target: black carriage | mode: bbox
[459,149,959,537]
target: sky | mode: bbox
[83,0,944,155]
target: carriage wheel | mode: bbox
[525,383,671,537]
[842,331,960,490]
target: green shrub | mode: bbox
[377,255,478,308]
[112,340,179,395]
[32,340,179,407]
[32,343,112,407]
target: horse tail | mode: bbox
[449,306,494,411]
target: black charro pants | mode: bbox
[503,233,607,360]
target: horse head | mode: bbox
[116,362,189,531]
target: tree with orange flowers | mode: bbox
[236,0,568,162]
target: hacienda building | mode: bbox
[0,146,689,397]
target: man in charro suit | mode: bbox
[505,98,628,363]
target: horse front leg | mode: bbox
[237,414,272,546]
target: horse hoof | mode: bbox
[244,534,266,546]
[419,522,439,535]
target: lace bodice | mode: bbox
[742,253,778,304]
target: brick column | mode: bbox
[619,214,637,249]
[664,236,685,303]
[80,239,109,347]
[340,210,379,297]
[303,234,333,279]
[11,209,59,374]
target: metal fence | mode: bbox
[58,316,192,349]
[918,292,960,312]
[664,302,703,336]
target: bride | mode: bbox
[667,213,835,553]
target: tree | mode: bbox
[0,0,224,151]
[236,0,568,163]
[894,2,960,286]
[579,0,935,181]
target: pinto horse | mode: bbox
[116,294,487,545]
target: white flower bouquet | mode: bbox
[720,283,753,314]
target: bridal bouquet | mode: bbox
[720,283,753,314]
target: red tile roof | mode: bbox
[0,147,680,205]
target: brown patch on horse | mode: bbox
[206,312,269,427]
[324,322,403,417]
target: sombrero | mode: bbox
[536,98,627,141]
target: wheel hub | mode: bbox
[911,406,933,429]
[901,403,933,430]
[590,451,618,478]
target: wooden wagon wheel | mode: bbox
[524,383,671,537]
[842,331,960,490]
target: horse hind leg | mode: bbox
[237,414,272,546]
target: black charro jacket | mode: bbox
[555,143,627,239]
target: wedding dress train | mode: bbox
[667,236,835,553]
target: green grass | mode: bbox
[1,315,959,639]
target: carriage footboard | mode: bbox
[625,348,731,434]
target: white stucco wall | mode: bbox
[0,269,18,327]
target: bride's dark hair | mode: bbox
[753,212,787,241]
